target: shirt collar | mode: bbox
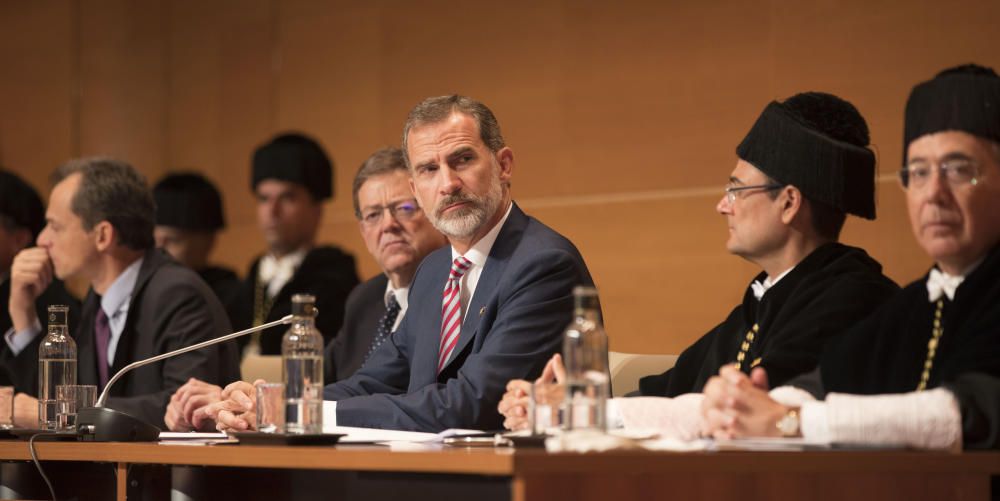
[450,201,513,267]
[926,257,986,302]
[750,266,795,301]
[383,280,409,311]
[100,257,144,318]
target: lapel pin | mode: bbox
[479,306,486,316]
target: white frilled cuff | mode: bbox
[612,393,705,441]
[799,388,962,450]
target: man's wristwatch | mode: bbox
[776,408,800,437]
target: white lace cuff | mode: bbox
[801,388,961,450]
[769,385,817,407]
[616,393,703,441]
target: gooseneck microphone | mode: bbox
[76,315,294,442]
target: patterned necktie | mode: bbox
[438,256,472,373]
[363,294,401,364]
[94,308,111,390]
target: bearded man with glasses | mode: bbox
[500,92,898,436]
[702,64,1000,453]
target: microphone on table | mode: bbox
[75,315,294,442]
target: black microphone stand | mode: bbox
[75,315,293,442]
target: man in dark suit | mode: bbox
[324,147,446,382]
[163,147,446,432]
[5,158,239,428]
[208,95,596,432]
[0,169,80,395]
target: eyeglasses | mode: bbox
[899,159,980,189]
[723,184,784,205]
[359,200,421,227]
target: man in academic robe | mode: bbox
[0,169,79,395]
[153,172,243,332]
[701,64,1000,452]
[206,95,597,432]
[499,92,898,434]
[240,133,359,355]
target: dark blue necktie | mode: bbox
[363,295,401,364]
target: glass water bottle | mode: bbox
[281,294,324,434]
[562,286,609,432]
[38,305,77,430]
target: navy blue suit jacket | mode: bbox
[325,203,595,431]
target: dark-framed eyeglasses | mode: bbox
[899,160,980,189]
[359,199,421,227]
[724,184,784,205]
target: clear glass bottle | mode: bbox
[38,305,77,430]
[562,286,609,432]
[281,294,324,434]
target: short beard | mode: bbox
[429,178,503,240]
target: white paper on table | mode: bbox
[157,431,235,446]
[159,431,229,440]
[331,426,488,445]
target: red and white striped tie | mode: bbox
[438,256,473,373]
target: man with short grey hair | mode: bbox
[208,95,597,432]
[323,147,447,382]
[5,157,239,428]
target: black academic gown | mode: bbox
[240,246,359,355]
[638,243,899,397]
[818,242,1000,450]
[197,265,243,336]
[0,278,80,395]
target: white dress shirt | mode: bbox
[257,248,308,298]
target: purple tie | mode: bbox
[95,308,111,390]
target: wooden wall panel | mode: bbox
[0,0,75,189]
[209,0,276,274]
[76,0,168,178]
[2,0,999,355]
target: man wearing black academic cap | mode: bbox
[153,172,243,330]
[0,170,80,395]
[499,92,898,434]
[241,133,359,355]
[703,64,1000,452]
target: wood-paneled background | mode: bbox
[2,0,998,355]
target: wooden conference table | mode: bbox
[0,440,997,500]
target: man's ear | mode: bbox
[92,221,116,252]
[495,147,514,185]
[779,186,803,225]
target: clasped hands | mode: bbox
[700,365,796,439]
[164,378,264,432]
[497,355,796,439]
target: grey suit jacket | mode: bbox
[326,203,595,431]
[76,249,240,428]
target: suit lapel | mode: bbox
[437,204,527,374]
[107,250,164,386]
